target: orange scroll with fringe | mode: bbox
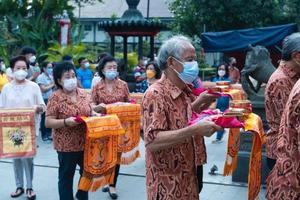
[223,128,241,175]
[222,87,266,200]
[0,108,36,159]
[106,103,141,165]
[244,113,266,200]
[223,89,246,175]
[78,115,125,192]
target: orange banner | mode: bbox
[223,113,266,200]
[222,89,266,200]
[106,103,141,165]
[78,115,125,192]
[244,113,266,200]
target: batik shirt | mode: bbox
[142,74,206,200]
[46,88,92,152]
[266,78,300,200]
[265,61,300,159]
[91,78,129,104]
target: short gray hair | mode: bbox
[282,33,300,61]
[157,35,193,70]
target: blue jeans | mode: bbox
[216,130,225,140]
[57,151,88,200]
[216,96,229,140]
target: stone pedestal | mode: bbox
[232,133,270,184]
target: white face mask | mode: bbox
[14,69,28,81]
[63,78,77,91]
[1,64,5,71]
[218,70,226,77]
[29,55,36,64]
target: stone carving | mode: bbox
[241,45,276,103]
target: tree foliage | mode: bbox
[0,0,102,60]
[169,0,295,37]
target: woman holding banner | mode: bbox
[45,62,93,200]
[92,55,130,200]
[0,55,45,200]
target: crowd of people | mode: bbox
[0,47,146,200]
[1,32,299,200]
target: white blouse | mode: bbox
[0,80,45,136]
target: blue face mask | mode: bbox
[173,57,199,84]
[104,70,118,80]
[46,68,53,75]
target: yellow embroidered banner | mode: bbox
[78,115,125,192]
[0,108,36,159]
[106,103,141,165]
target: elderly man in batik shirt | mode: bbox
[142,35,221,200]
[266,33,300,199]
[265,33,300,171]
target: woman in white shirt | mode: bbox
[0,55,45,200]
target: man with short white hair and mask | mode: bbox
[142,35,221,200]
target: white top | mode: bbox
[91,76,101,89]
[36,73,54,100]
[5,68,13,79]
[0,80,45,136]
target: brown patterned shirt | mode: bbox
[265,62,300,159]
[142,74,206,200]
[91,78,129,104]
[266,79,300,200]
[46,88,92,152]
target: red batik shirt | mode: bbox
[142,74,206,200]
[265,61,300,159]
[266,78,300,200]
[46,88,92,152]
[91,78,129,104]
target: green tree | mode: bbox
[0,0,102,59]
[169,0,291,37]
[284,0,300,25]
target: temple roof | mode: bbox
[71,0,172,19]
[96,0,167,36]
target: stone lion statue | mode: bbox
[241,45,276,103]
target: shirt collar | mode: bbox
[97,78,122,90]
[280,61,300,79]
[160,73,185,100]
[58,88,86,101]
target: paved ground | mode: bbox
[0,130,266,200]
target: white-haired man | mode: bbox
[142,35,221,200]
